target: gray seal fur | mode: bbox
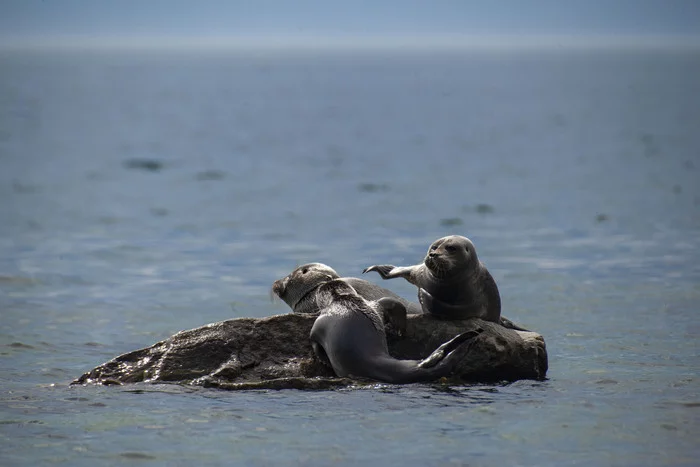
[363,235,503,323]
[308,279,483,383]
[272,263,422,315]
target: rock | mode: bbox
[123,158,164,172]
[73,313,547,390]
[357,182,390,193]
[195,170,227,181]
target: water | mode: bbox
[1,46,699,466]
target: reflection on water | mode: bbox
[1,47,699,465]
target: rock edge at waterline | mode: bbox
[73,313,547,390]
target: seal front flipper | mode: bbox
[363,265,416,281]
[362,264,396,278]
[376,297,407,337]
[418,288,473,319]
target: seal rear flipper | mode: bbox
[418,288,477,320]
[311,341,332,367]
[348,355,446,384]
[355,329,484,384]
[309,313,336,367]
[418,328,484,369]
[499,316,530,332]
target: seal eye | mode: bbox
[445,245,456,253]
[430,245,438,251]
[302,268,309,274]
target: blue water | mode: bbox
[1,47,699,466]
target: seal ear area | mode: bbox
[375,297,407,337]
[297,262,340,278]
[460,237,478,259]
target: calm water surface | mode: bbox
[1,47,699,466]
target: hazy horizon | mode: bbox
[3,34,700,53]
[2,0,699,50]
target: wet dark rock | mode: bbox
[120,452,157,460]
[476,203,495,214]
[358,183,390,193]
[462,204,495,214]
[123,158,164,172]
[150,207,168,217]
[9,342,35,349]
[73,313,548,390]
[196,170,226,181]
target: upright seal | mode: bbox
[363,235,502,322]
[272,262,421,315]
[308,279,483,383]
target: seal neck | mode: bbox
[292,282,325,313]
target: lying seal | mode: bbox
[309,279,483,383]
[363,235,502,323]
[272,263,422,315]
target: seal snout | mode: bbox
[425,254,440,268]
[271,278,287,298]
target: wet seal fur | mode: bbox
[308,279,483,383]
[272,262,422,315]
[364,235,518,327]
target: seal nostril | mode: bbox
[272,280,285,297]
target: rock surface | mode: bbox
[73,313,547,390]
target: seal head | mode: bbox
[272,263,422,315]
[424,235,480,280]
[271,263,339,314]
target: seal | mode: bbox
[272,263,422,315]
[308,279,483,383]
[363,235,502,323]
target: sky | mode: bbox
[1,0,699,47]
